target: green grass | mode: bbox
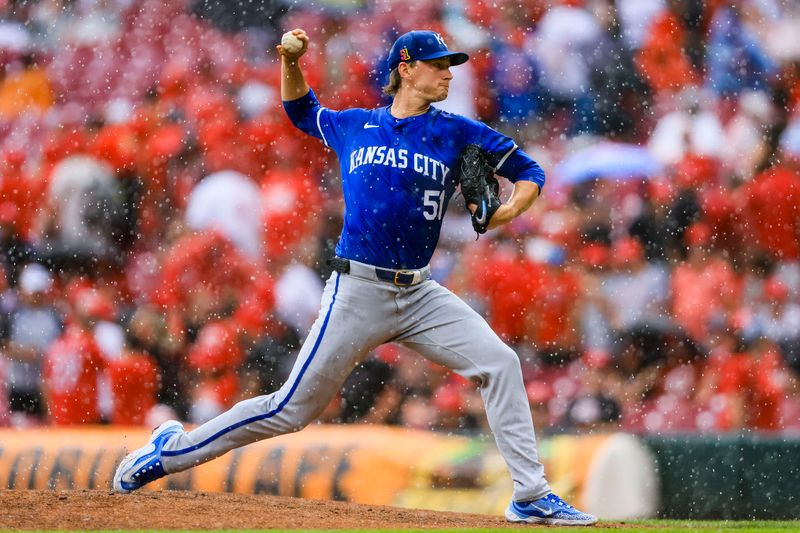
[4,522,800,533]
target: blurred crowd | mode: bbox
[1,0,799,436]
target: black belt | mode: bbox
[328,257,351,274]
[327,258,428,286]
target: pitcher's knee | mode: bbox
[236,393,320,435]
[272,400,327,433]
[489,344,523,378]
[462,341,522,386]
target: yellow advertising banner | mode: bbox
[0,426,495,503]
[0,426,655,518]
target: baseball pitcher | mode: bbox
[113,29,597,526]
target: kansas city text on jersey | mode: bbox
[349,145,451,184]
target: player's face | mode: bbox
[408,58,453,102]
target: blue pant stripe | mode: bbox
[163,272,342,457]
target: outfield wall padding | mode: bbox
[644,434,800,520]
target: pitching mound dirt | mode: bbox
[0,489,525,530]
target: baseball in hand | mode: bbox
[281,32,303,54]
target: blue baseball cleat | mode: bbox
[505,493,598,526]
[112,420,184,493]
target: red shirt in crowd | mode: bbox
[43,327,105,425]
[106,352,160,425]
[740,165,800,260]
[188,321,244,410]
[671,257,740,341]
[528,266,582,350]
[709,348,785,431]
[474,246,541,343]
[635,12,698,94]
[154,231,256,309]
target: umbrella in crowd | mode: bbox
[554,141,663,185]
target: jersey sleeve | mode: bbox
[282,89,353,154]
[495,147,546,190]
[473,122,546,190]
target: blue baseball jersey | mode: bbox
[284,89,546,269]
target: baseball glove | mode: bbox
[457,144,501,234]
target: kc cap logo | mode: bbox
[387,30,469,72]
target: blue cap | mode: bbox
[387,30,469,72]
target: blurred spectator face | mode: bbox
[0,201,19,232]
[739,90,774,124]
[685,222,712,250]
[18,263,53,304]
[763,278,789,307]
[127,306,165,348]
[526,380,553,430]
[578,242,610,271]
[400,396,436,430]
[579,350,612,392]
[75,288,116,325]
[563,391,622,433]
[611,237,644,269]
[237,81,276,120]
[616,342,642,377]
[675,154,720,189]
[432,384,467,429]
[145,403,180,429]
[647,180,674,206]
[188,321,243,373]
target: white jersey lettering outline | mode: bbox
[350,145,449,181]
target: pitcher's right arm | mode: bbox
[278,28,310,101]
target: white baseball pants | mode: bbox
[161,264,551,502]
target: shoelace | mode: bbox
[547,495,575,510]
